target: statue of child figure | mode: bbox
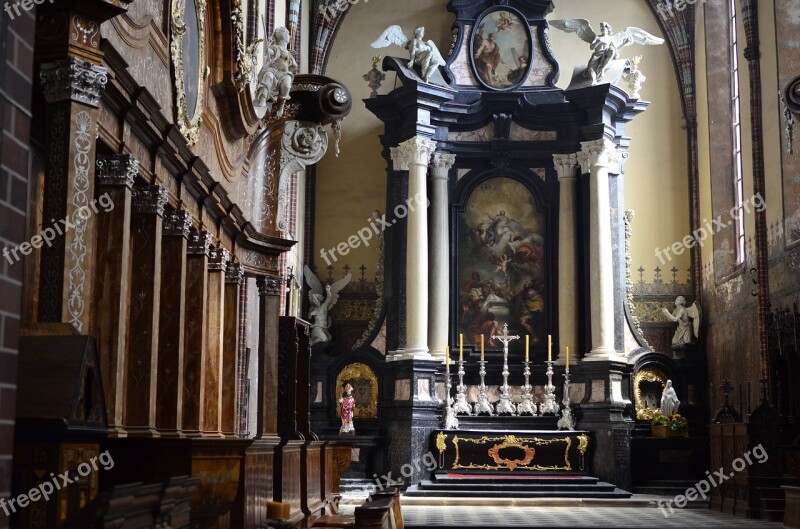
[338,383,355,435]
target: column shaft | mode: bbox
[156,209,191,434]
[553,154,579,363]
[581,140,619,360]
[428,153,455,359]
[204,248,229,436]
[391,137,436,359]
[94,154,135,432]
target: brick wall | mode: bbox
[0,6,35,529]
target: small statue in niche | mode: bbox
[370,25,446,83]
[303,265,352,345]
[255,26,296,117]
[660,380,680,417]
[662,296,701,358]
[549,19,663,86]
[338,383,355,435]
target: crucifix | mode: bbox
[493,323,520,415]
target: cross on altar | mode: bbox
[493,323,520,415]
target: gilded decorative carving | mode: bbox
[278,121,328,231]
[40,58,108,107]
[452,434,574,472]
[633,366,668,420]
[334,362,378,419]
[96,154,138,188]
[67,111,93,332]
[171,0,207,145]
[232,0,262,91]
[436,432,447,468]
[577,434,588,471]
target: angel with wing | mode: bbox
[549,19,664,84]
[662,296,701,349]
[370,25,446,83]
[304,265,352,345]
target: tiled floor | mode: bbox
[400,504,782,528]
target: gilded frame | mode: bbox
[171,0,207,145]
[633,366,668,421]
[335,362,379,419]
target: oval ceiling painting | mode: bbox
[471,9,532,90]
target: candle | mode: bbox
[548,335,552,362]
[566,346,570,369]
[525,335,529,361]
[459,334,463,361]
[481,334,484,361]
[446,346,450,369]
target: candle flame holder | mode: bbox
[540,359,560,416]
[557,367,576,430]
[517,359,538,416]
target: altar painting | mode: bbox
[458,178,546,347]
[472,9,531,89]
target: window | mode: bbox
[728,0,746,264]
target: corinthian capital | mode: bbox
[392,137,437,171]
[579,139,620,173]
[40,58,108,107]
[552,153,578,180]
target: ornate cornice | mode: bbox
[257,275,282,296]
[163,209,192,238]
[40,58,108,107]
[187,227,213,256]
[132,185,168,216]
[96,154,138,188]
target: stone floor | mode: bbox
[340,494,782,528]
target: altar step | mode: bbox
[405,474,632,499]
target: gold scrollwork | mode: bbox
[577,434,589,471]
[633,366,668,420]
[487,435,536,471]
[436,432,447,468]
[452,435,573,472]
[171,0,207,145]
[335,363,379,419]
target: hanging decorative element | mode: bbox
[171,0,208,145]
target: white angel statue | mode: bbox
[662,296,701,349]
[549,19,664,85]
[370,25,446,83]
[303,265,352,345]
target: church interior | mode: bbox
[0,0,799,527]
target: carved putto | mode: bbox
[303,265,352,345]
[549,19,663,89]
[255,26,296,117]
[370,25,446,83]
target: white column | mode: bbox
[428,152,456,360]
[579,139,620,361]
[553,153,579,364]
[390,137,437,360]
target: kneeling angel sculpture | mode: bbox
[370,25,446,83]
[549,19,663,86]
[303,265,352,345]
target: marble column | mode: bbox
[428,152,456,360]
[156,209,191,435]
[580,139,620,361]
[94,154,136,433]
[125,185,168,435]
[390,136,437,360]
[553,153,579,364]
